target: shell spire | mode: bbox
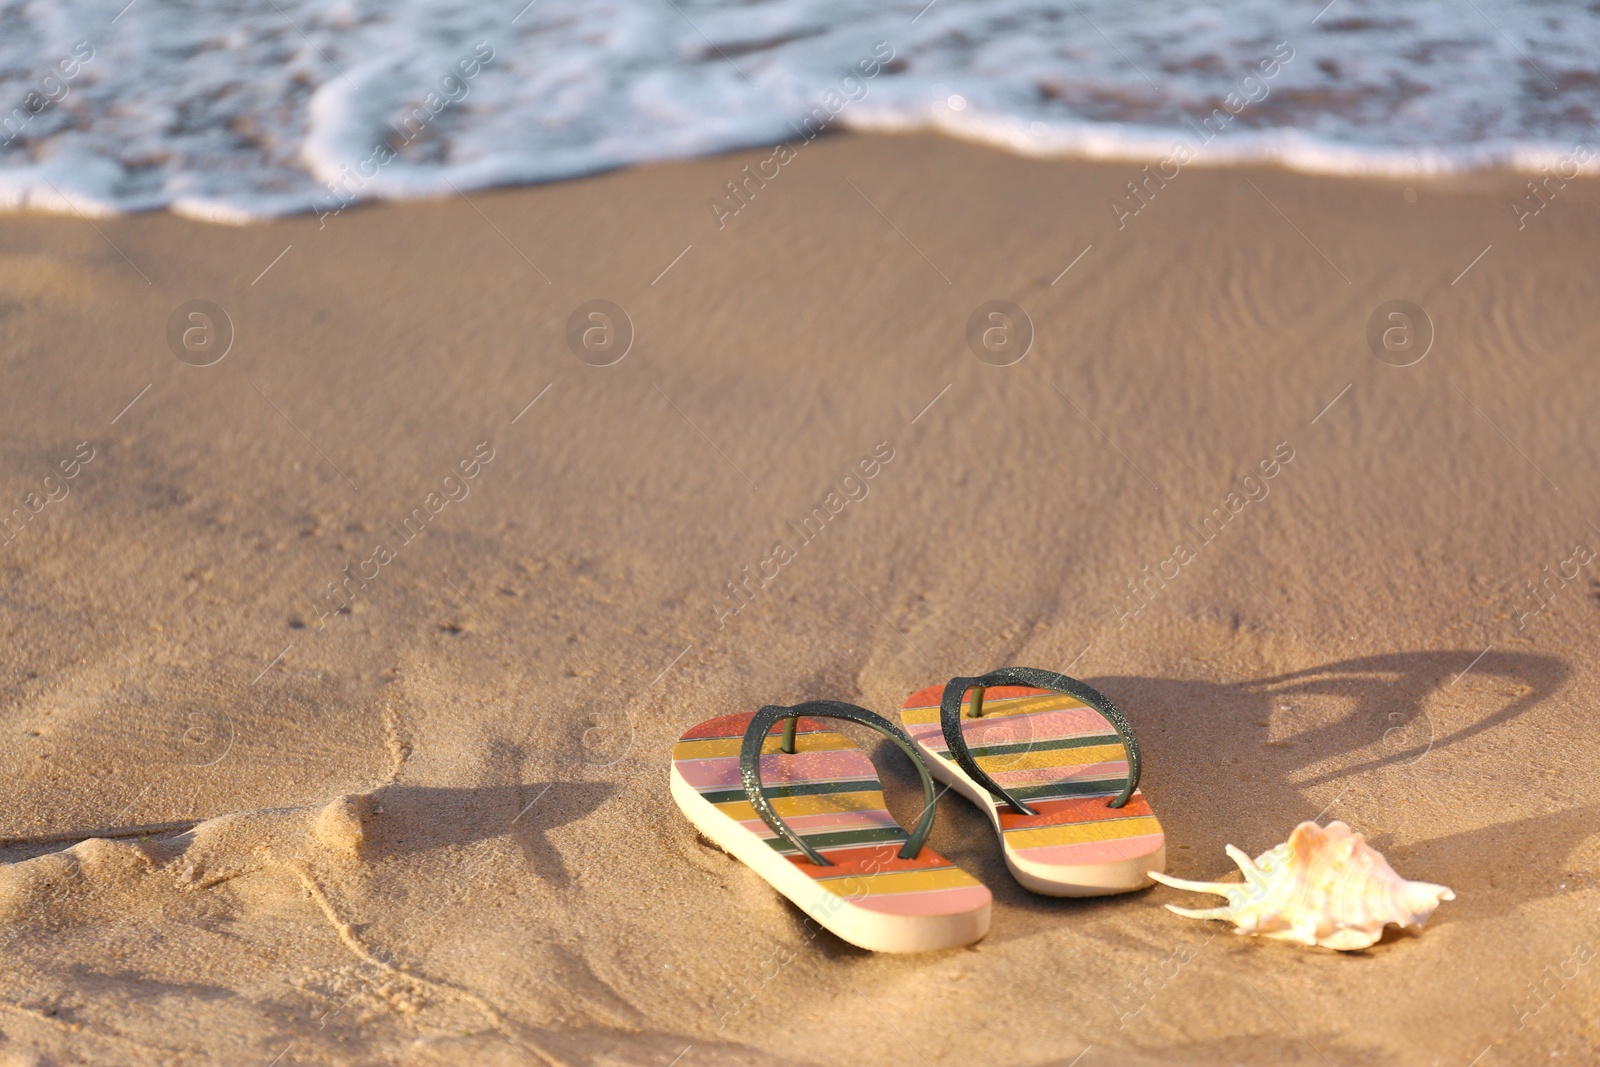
[1150,821,1454,951]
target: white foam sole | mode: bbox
[670,764,989,952]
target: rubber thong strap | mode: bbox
[741,700,940,868]
[939,666,1142,816]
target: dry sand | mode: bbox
[1,132,1597,1066]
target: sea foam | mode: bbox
[1,0,1597,222]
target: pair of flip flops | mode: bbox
[670,666,1166,952]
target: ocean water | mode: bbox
[1,0,1597,221]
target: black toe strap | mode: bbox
[741,700,939,868]
[939,666,1142,816]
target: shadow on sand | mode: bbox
[362,781,616,886]
[864,650,1572,933]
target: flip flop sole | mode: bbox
[901,685,1165,897]
[672,712,991,952]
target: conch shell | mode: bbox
[1150,820,1454,951]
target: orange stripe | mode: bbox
[783,843,959,877]
[996,792,1154,831]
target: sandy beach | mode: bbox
[2,132,1598,1065]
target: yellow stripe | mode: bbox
[672,732,856,761]
[901,692,1087,724]
[1004,816,1163,850]
[974,743,1126,773]
[818,866,981,896]
[713,789,887,821]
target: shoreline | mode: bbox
[7,121,1599,228]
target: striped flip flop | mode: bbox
[670,700,991,952]
[900,667,1165,897]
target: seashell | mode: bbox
[1150,820,1454,951]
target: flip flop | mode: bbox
[900,667,1165,897]
[670,700,991,952]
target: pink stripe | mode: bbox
[986,760,1129,787]
[735,811,897,835]
[674,749,876,790]
[851,884,993,916]
[1013,833,1165,866]
[906,707,1118,748]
